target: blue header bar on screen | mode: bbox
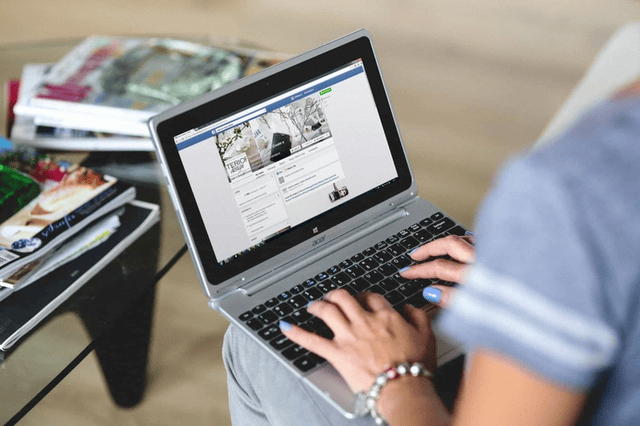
[176,65,364,152]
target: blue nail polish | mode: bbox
[423,287,442,303]
[465,230,475,236]
[307,300,314,309]
[279,320,292,332]
[398,266,410,274]
[409,247,420,256]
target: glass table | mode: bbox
[0,38,194,425]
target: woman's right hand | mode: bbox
[400,234,476,308]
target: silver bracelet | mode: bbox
[353,362,433,425]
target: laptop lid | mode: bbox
[149,29,417,300]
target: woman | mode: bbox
[224,84,640,425]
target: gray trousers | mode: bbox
[223,324,375,426]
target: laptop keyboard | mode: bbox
[237,212,466,373]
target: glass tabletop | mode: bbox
[0,37,208,424]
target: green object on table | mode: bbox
[0,165,40,223]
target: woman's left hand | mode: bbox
[279,288,436,393]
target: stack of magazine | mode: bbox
[8,35,289,151]
[0,148,159,355]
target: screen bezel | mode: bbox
[154,34,413,286]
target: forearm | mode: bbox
[377,376,451,426]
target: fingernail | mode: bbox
[465,230,475,236]
[409,246,420,256]
[307,300,315,309]
[423,287,442,303]
[399,266,410,274]
[279,320,292,332]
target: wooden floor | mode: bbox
[1,1,640,425]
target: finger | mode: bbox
[403,304,431,335]
[422,285,457,309]
[321,288,368,323]
[306,298,351,333]
[409,235,476,264]
[401,257,469,283]
[358,291,393,312]
[279,321,335,359]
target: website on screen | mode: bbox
[175,60,398,264]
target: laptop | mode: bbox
[149,29,465,417]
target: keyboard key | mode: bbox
[277,291,292,301]
[397,229,411,239]
[363,247,376,256]
[414,229,433,243]
[274,303,294,317]
[315,272,329,281]
[426,218,455,234]
[294,356,317,372]
[290,285,305,294]
[345,265,366,279]
[409,223,422,232]
[258,325,282,340]
[391,256,411,269]
[304,278,317,287]
[367,284,385,295]
[246,318,264,331]
[292,309,312,323]
[251,304,267,314]
[393,272,409,284]
[384,290,404,305]
[380,277,400,292]
[327,265,341,275]
[350,253,365,262]
[363,270,384,284]
[431,212,445,220]
[378,263,397,277]
[289,295,308,309]
[374,241,388,250]
[265,298,279,308]
[400,236,420,250]
[282,345,307,360]
[360,257,379,271]
[339,259,353,268]
[398,283,419,298]
[386,235,400,244]
[258,310,279,325]
[303,287,323,301]
[239,311,253,321]
[318,281,337,294]
[405,293,429,309]
[307,353,327,365]
[412,279,432,289]
[373,251,393,264]
[350,277,370,292]
[419,217,433,227]
[386,244,404,257]
[331,272,351,286]
[449,225,467,236]
[270,335,295,350]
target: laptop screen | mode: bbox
[173,59,398,265]
[153,33,413,286]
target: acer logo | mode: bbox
[312,236,326,246]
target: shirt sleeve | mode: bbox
[437,153,620,390]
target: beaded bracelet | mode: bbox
[353,362,433,425]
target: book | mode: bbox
[0,158,136,282]
[0,200,160,354]
[0,210,122,291]
[13,36,244,136]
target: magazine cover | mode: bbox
[0,157,135,279]
[0,200,160,354]
[20,37,243,129]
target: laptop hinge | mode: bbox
[240,206,409,296]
